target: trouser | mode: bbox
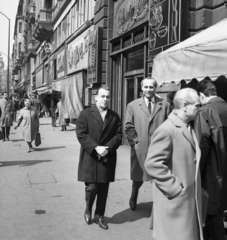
[51,117,56,127]
[203,214,226,240]
[1,127,10,139]
[13,111,17,121]
[85,182,109,218]
[130,181,143,200]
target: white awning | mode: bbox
[152,18,227,85]
[33,86,52,95]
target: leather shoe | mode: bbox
[129,198,137,211]
[84,212,91,225]
[94,216,108,230]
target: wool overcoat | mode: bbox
[195,97,227,215]
[125,96,171,181]
[0,99,14,127]
[76,105,122,183]
[144,112,203,240]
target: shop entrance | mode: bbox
[123,71,144,145]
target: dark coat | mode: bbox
[125,96,171,181]
[76,105,122,183]
[195,97,227,215]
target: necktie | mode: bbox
[148,99,152,114]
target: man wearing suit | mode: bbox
[195,78,227,240]
[76,86,122,230]
[125,77,171,210]
[144,88,203,240]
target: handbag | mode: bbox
[35,131,41,147]
[0,130,4,140]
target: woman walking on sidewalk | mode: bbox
[14,99,39,152]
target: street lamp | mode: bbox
[0,12,10,95]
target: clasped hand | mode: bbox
[95,146,109,157]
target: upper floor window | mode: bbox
[19,22,22,33]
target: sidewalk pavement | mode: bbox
[0,117,153,240]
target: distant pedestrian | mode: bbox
[51,95,58,128]
[76,86,122,230]
[195,78,227,240]
[144,88,203,240]
[30,93,42,116]
[55,97,68,131]
[19,93,28,109]
[0,92,14,141]
[14,99,39,153]
[125,77,171,211]
[12,95,19,121]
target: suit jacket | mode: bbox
[144,112,203,240]
[195,96,227,215]
[76,105,122,182]
[0,99,14,127]
[125,96,171,181]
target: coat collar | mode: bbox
[138,96,163,120]
[90,105,113,130]
[206,96,225,105]
[168,112,195,150]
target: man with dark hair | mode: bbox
[76,86,122,230]
[0,92,14,141]
[125,77,171,211]
[195,78,227,240]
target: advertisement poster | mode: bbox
[49,60,55,82]
[87,28,103,84]
[56,47,66,79]
[67,26,94,75]
[148,0,181,52]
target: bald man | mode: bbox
[144,88,203,240]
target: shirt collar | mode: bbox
[144,96,155,104]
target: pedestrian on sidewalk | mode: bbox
[0,92,14,141]
[125,77,171,211]
[12,95,19,122]
[195,78,227,240]
[14,99,39,153]
[55,97,68,131]
[76,86,122,230]
[144,88,203,240]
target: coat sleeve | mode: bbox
[144,126,183,198]
[106,115,122,152]
[194,110,211,173]
[125,103,138,147]
[76,110,99,155]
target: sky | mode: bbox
[0,0,18,68]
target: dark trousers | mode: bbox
[203,214,226,240]
[85,182,109,218]
[130,181,143,200]
[1,127,10,139]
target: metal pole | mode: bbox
[7,18,10,95]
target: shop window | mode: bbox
[126,47,144,72]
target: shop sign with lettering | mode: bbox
[87,28,103,84]
[56,47,66,79]
[67,26,94,75]
[148,0,181,53]
[49,60,55,82]
[114,0,149,38]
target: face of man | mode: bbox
[24,99,31,108]
[199,92,207,106]
[95,88,110,110]
[141,79,156,99]
[3,93,8,100]
[185,93,201,121]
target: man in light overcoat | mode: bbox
[125,77,171,210]
[76,86,122,230]
[144,88,203,240]
[0,92,14,141]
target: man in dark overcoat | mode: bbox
[125,78,171,210]
[195,78,227,240]
[76,86,122,230]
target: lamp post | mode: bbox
[0,12,10,95]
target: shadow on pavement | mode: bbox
[0,160,52,167]
[34,146,66,151]
[105,201,152,224]
[11,139,24,142]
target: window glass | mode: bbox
[126,48,144,72]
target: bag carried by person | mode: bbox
[35,131,41,147]
[0,130,4,140]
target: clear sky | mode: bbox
[0,0,18,68]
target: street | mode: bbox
[0,117,153,240]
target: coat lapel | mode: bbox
[138,97,150,118]
[91,105,104,128]
[150,96,162,121]
[102,109,113,131]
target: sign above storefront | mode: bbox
[56,46,66,79]
[113,0,149,38]
[67,26,94,75]
[87,28,103,84]
[148,0,181,55]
